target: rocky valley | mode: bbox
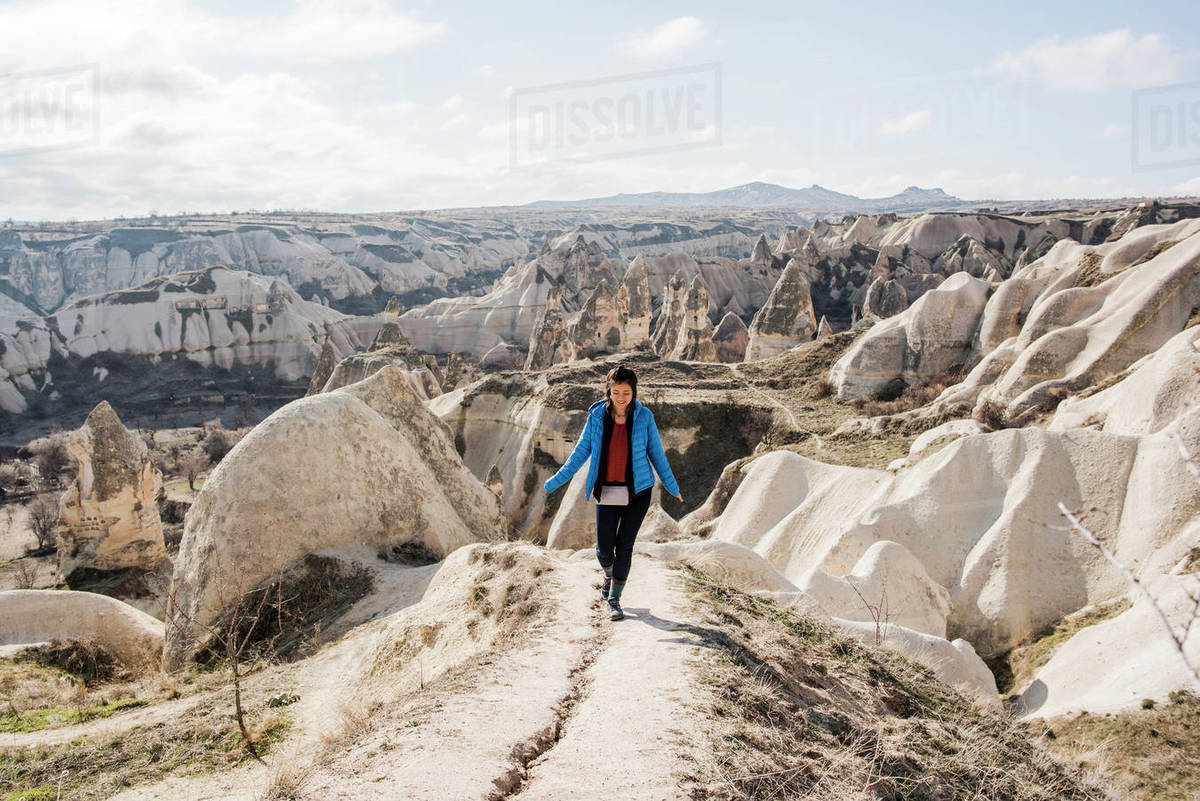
[1,196,1198,800]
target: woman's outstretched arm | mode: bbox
[645,410,682,499]
[543,412,596,493]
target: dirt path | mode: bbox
[13,551,715,799]
[515,555,709,800]
[302,553,712,800]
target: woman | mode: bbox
[543,364,683,621]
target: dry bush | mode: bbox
[974,398,1010,431]
[260,752,315,801]
[0,461,26,493]
[201,424,233,463]
[19,639,123,685]
[27,492,60,552]
[29,432,73,487]
[11,558,39,589]
[855,367,965,418]
[680,567,1103,801]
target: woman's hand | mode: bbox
[675,493,684,503]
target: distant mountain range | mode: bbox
[526,181,969,213]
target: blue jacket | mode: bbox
[544,399,681,499]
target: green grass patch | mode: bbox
[0,698,147,733]
[0,700,290,801]
[2,787,56,801]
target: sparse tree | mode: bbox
[0,462,23,495]
[30,433,73,488]
[201,424,232,463]
[27,492,60,552]
[158,552,296,764]
[12,559,38,589]
[182,451,209,493]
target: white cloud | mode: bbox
[440,95,463,111]
[0,0,445,72]
[618,17,707,59]
[1173,176,1200,196]
[1100,123,1128,140]
[478,64,495,77]
[989,29,1190,91]
[880,109,932,136]
[256,0,446,61]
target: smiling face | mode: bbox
[608,381,633,415]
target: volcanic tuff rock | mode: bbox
[0,267,374,428]
[829,272,991,398]
[314,316,443,398]
[0,589,164,668]
[398,236,623,358]
[959,219,1200,424]
[861,277,909,318]
[524,289,572,371]
[163,366,504,668]
[699,398,1200,661]
[620,255,654,347]
[669,275,717,362]
[568,279,625,359]
[711,312,749,363]
[57,401,167,590]
[650,272,687,357]
[0,217,529,315]
[744,259,818,360]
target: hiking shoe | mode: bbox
[607,597,624,621]
[600,576,611,600]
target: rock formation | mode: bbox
[817,315,834,337]
[567,280,625,359]
[861,277,909,318]
[0,589,164,668]
[650,272,687,357]
[933,235,1011,281]
[398,236,623,359]
[318,315,442,398]
[711,312,749,363]
[524,288,571,370]
[163,366,505,668]
[669,276,717,362]
[829,272,991,398]
[749,233,775,265]
[620,255,654,347]
[0,267,374,425]
[744,259,818,360]
[57,401,167,592]
[305,337,338,396]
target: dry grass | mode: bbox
[1038,690,1200,801]
[850,367,965,418]
[0,693,290,799]
[678,567,1106,801]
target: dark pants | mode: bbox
[595,487,652,582]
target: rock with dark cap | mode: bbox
[57,401,167,595]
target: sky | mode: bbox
[0,0,1198,220]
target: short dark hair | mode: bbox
[605,364,638,400]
